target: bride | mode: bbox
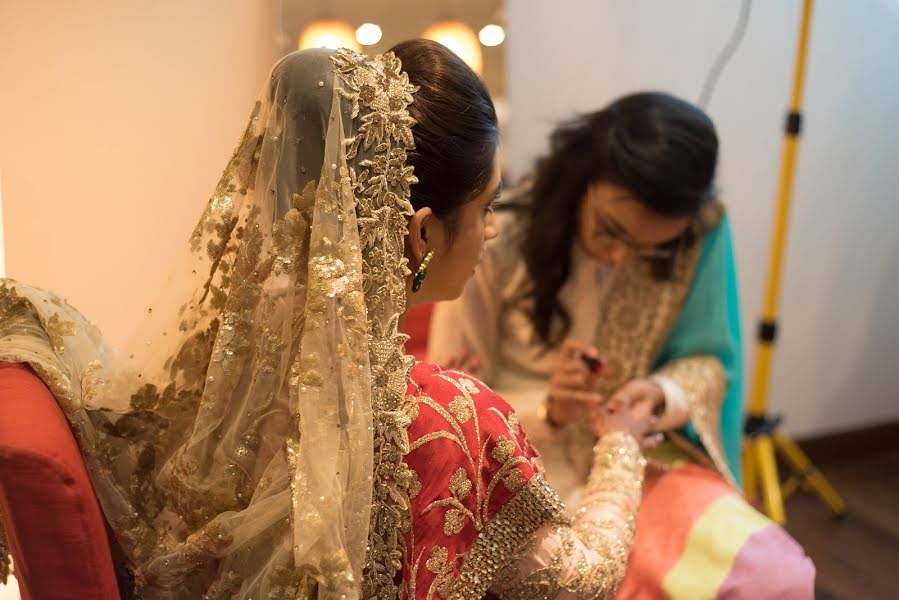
[0,41,653,599]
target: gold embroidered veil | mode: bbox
[0,48,420,599]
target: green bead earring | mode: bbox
[412,250,435,293]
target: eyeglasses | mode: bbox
[591,214,687,261]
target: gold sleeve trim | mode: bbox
[449,475,567,599]
[656,355,735,484]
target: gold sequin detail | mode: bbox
[657,356,734,483]
[191,100,261,250]
[444,509,466,536]
[493,433,645,599]
[448,476,566,599]
[492,436,516,463]
[43,313,76,354]
[448,395,473,423]
[272,181,315,275]
[332,48,420,599]
[449,468,473,499]
[0,47,446,600]
[405,373,565,598]
[183,520,233,564]
[425,546,456,599]
[502,469,526,493]
[0,279,30,333]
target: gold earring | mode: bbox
[412,251,435,293]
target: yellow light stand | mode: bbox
[742,0,846,524]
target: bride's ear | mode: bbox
[407,207,433,263]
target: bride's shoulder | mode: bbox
[407,361,516,421]
[404,361,540,494]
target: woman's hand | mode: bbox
[606,378,665,421]
[595,378,666,449]
[547,338,602,425]
[442,347,481,375]
[591,400,658,447]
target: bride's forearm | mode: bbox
[489,432,645,599]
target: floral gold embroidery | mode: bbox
[43,313,77,354]
[191,100,261,249]
[448,396,472,423]
[449,468,472,499]
[508,412,521,437]
[502,469,526,493]
[332,48,419,599]
[492,436,516,463]
[448,477,566,600]
[291,352,323,388]
[425,546,448,574]
[0,279,30,333]
[272,181,315,275]
[407,373,569,598]
[443,509,466,536]
[80,359,106,405]
[2,48,431,600]
[408,467,422,499]
[425,546,456,599]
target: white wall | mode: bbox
[0,1,896,437]
[0,1,279,348]
[507,0,899,436]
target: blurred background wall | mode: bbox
[1,0,896,440]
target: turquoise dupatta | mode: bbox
[651,215,744,485]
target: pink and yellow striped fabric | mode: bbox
[614,464,815,599]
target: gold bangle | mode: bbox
[539,396,562,428]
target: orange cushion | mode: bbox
[0,361,120,599]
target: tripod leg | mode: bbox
[773,432,846,516]
[755,434,786,524]
[742,440,759,504]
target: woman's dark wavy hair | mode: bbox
[517,92,718,348]
[390,39,499,234]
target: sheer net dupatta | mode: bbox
[0,48,419,599]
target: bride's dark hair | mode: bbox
[390,39,499,233]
